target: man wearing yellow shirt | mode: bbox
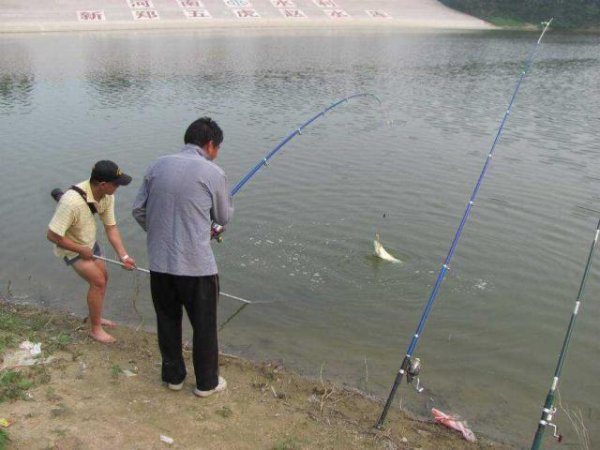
[47,160,136,344]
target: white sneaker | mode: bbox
[167,382,184,391]
[194,376,227,398]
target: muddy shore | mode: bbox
[0,298,515,449]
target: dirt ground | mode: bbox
[0,299,514,450]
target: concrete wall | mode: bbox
[0,0,494,32]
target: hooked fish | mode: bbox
[374,233,401,263]
[431,408,476,442]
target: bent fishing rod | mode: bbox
[209,93,381,241]
[531,214,600,450]
[375,19,553,429]
[229,93,381,196]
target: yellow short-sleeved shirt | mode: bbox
[48,180,116,259]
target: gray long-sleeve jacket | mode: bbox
[132,144,233,276]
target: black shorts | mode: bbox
[63,242,102,266]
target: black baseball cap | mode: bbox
[90,160,132,186]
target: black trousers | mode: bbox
[150,272,220,391]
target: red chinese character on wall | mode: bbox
[281,9,306,18]
[366,10,391,18]
[271,0,294,7]
[325,9,349,18]
[184,9,211,18]
[78,11,105,21]
[128,0,154,8]
[133,10,160,19]
[233,8,259,18]
[179,0,203,7]
[313,0,337,8]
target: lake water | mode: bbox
[1,27,599,448]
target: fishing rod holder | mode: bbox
[406,357,424,393]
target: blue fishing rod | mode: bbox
[210,93,381,241]
[531,213,600,449]
[375,19,553,429]
[229,93,381,197]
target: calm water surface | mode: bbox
[1,28,599,447]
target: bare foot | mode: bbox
[83,317,117,328]
[100,318,116,328]
[89,327,116,344]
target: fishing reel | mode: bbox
[542,407,563,443]
[405,357,424,393]
[211,223,225,242]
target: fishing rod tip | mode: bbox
[541,18,553,27]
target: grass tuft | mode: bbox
[0,370,33,403]
[0,428,9,450]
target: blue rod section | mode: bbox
[230,93,381,197]
[376,19,552,429]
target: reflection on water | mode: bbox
[1,29,600,448]
[0,42,34,110]
[0,74,34,109]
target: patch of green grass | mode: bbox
[111,365,121,379]
[272,437,301,450]
[0,428,9,450]
[215,405,233,419]
[0,370,33,403]
[30,364,51,385]
[46,386,61,402]
[0,310,24,334]
[56,334,72,346]
[0,335,17,354]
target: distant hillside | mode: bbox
[438,0,600,29]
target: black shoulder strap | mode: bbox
[69,185,98,214]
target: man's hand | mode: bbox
[120,255,137,271]
[79,247,94,260]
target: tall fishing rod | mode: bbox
[375,19,553,429]
[531,214,600,449]
[230,93,381,197]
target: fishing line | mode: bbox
[531,214,599,449]
[375,19,553,429]
[214,93,382,327]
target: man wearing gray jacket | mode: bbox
[132,117,233,397]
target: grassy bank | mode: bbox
[439,0,600,30]
[0,298,513,449]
